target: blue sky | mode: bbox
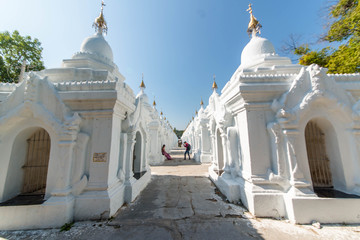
[0,0,331,129]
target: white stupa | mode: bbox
[238,4,298,72]
[62,1,116,72]
[136,73,149,102]
[183,3,360,225]
[0,1,178,230]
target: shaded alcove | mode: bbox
[133,131,146,179]
[305,120,333,188]
[1,128,51,206]
[304,119,355,198]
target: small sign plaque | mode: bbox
[93,152,107,162]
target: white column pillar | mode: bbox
[125,131,136,184]
[220,130,231,175]
[210,132,217,170]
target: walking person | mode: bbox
[183,141,191,160]
[162,144,172,160]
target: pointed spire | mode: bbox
[160,111,163,116]
[93,1,108,34]
[246,3,262,37]
[200,98,204,106]
[140,73,146,89]
[153,97,156,107]
[212,74,218,90]
[195,110,198,115]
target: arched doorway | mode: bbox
[22,128,51,195]
[305,120,333,190]
[133,131,142,179]
[216,129,224,175]
[1,128,51,205]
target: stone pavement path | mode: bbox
[1,148,360,239]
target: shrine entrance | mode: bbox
[133,131,144,179]
[1,128,51,206]
[22,128,51,195]
[305,120,333,191]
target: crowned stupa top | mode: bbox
[246,3,262,38]
[140,73,146,89]
[93,1,108,34]
[232,3,299,72]
[212,75,218,90]
[136,73,149,101]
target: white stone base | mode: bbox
[194,152,201,163]
[0,195,74,230]
[209,168,241,202]
[125,170,151,203]
[200,154,212,163]
[285,196,360,224]
[74,182,125,220]
[148,154,165,166]
[210,169,286,219]
[244,192,286,218]
[213,171,360,223]
[237,177,286,218]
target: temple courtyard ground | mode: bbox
[1,148,360,239]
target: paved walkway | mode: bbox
[1,148,360,239]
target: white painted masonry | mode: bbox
[182,32,360,224]
[0,12,177,230]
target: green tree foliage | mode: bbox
[294,0,360,73]
[173,128,184,139]
[295,45,332,67]
[0,30,45,83]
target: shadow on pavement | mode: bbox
[109,161,265,240]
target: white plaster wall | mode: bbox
[236,112,252,178]
[0,127,39,202]
[0,115,64,202]
[87,117,113,187]
[297,108,356,193]
[0,196,74,230]
[108,114,122,185]
[245,110,272,176]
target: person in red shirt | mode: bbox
[183,141,191,160]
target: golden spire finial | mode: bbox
[246,3,262,37]
[212,74,218,89]
[200,98,204,106]
[140,73,146,88]
[160,111,163,115]
[93,1,108,34]
[153,97,156,107]
[195,110,198,115]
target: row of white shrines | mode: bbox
[182,34,360,224]
[0,21,178,229]
[1,8,360,230]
